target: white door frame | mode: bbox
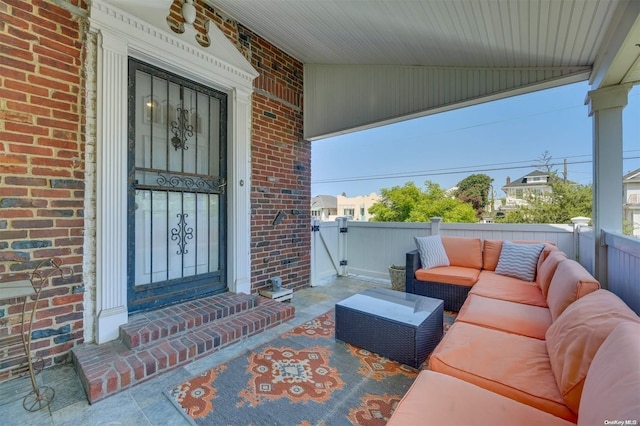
[87,0,258,343]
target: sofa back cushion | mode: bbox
[482,239,503,271]
[546,290,640,415]
[536,250,568,298]
[578,322,640,426]
[483,240,556,272]
[546,259,600,321]
[441,236,482,269]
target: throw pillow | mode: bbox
[495,240,545,282]
[414,236,450,270]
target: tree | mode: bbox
[369,181,477,223]
[453,174,493,218]
[368,182,424,222]
[499,175,592,224]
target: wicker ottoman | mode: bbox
[335,288,444,368]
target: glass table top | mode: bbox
[335,288,443,326]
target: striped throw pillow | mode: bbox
[414,236,450,270]
[495,241,545,282]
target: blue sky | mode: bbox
[311,81,640,198]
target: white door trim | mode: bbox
[88,0,257,343]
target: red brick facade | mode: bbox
[0,0,86,366]
[0,0,308,365]
[246,32,308,294]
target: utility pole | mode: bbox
[563,159,567,183]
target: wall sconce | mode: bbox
[182,0,197,25]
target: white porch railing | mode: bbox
[311,217,640,315]
[603,231,640,314]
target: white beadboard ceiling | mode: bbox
[206,0,640,139]
[207,0,621,67]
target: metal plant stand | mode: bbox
[0,258,70,411]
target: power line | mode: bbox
[313,155,640,185]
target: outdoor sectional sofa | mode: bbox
[388,236,640,425]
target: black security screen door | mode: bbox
[127,58,228,312]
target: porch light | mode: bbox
[182,0,197,25]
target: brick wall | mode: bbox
[0,0,86,366]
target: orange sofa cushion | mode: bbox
[387,371,575,426]
[415,265,480,287]
[578,322,640,425]
[430,321,576,422]
[536,250,568,298]
[545,290,640,415]
[456,294,552,339]
[441,236,483,269]
[470,271,547,307]
[546,259,600,321]
[482,239,503,271]
[483,239,557,272]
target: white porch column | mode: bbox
[586,84,631,287]
[95,30,129,343]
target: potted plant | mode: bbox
[388,264,406,292]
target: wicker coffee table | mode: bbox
[335,288,444,368]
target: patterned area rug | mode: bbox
[166,309,455,425]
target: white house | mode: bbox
[312,193,380,221]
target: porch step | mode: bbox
[71,293,295,404]
[119,292,260,349]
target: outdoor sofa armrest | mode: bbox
[405,249,421,294]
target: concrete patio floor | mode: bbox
[0,276,388,426]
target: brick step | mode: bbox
[120,292,260,349]
[71,294,294,403]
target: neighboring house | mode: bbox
[501,170,554,210]
[623,168,640,237]
[311,195,337,221]
[337,193,379,221]
[312,193,380,221]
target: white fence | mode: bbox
[311,217,576,283]
[311,217,640,314]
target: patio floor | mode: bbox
[0,275,388,425]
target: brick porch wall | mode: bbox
[0,0,86,366]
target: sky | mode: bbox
[311,81,640,199]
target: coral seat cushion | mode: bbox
[441,236,483,269]
[545,290,640,415]
[415,266,480,287]
[387,371,574,426]
[471,271,547,307]
[456,294,552,339]
[430,322,576,422]
[578,322,640,425]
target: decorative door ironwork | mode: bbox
[127,58,228,312]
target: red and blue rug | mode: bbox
[166,309,454,425]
